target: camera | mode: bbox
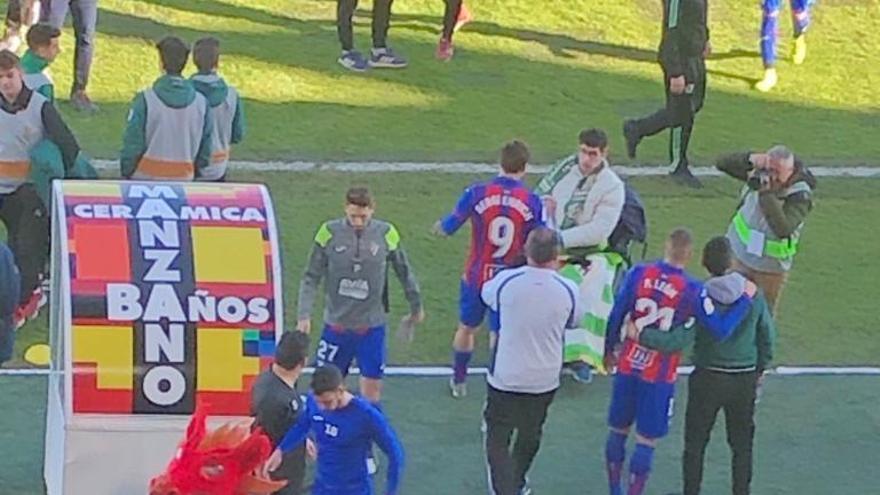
[747,169,771,191]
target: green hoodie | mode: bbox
[20,50,54,102]
[119,74,213,178]
[190,72,245,144]
[639,273,777,372]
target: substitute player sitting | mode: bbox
[433,140,544,398]
[603,228,755,495]
[264,365,405,495]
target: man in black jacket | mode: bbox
[623,0,709,188]
[251,331,312,495]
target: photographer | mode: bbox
[718,145,816,315]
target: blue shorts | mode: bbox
[315,325,386,379]
[607,373,676,440]
[459,280,487,328]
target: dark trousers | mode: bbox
[43,0,97,92]
[441,0,462,40]
[631,57,706,170]
[0,185,49,305]
[483,385,556,495]
[0,242,20,364]
[683,368,759,495]
[270,448,306,495]
[4,0,21,30]
[337,0,393,51]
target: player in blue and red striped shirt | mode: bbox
[433,140,544,398]
[602,228,755,495]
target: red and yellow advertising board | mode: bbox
[45,180,284,494]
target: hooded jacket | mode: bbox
[120,74,213,179]
[190,72,245,181]
[639,272,776,372]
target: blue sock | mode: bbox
[760,0,780,67]
[605,431,627,495]
[791,0,811,37]
[452,350,472,384]
[627,443,654,495]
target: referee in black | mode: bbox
[480,227,584,495]
[638,236,776,495]
[251,331,312,495]
[623,0,710,188]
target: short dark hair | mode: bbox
[666,227,693,263]
[500,140,530,174]
[156,36,190,75]
[311,365,344,395]
[525,227,560,264]
[274,331,310,370]
[26,23,61,50]
[0,50,21,71]
[702,236,733,277]
[578,128,608,150]
[192,37,220,73]
[345,186,374,208]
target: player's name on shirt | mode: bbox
[642,276,681,299]
[474,193,536,220]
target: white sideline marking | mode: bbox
[92,160,880,177]
[2,366,878,377]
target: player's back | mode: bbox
[615,261,700,383]
[454,176,543,286]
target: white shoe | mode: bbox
[449,378,467,398]
[366,456,378,475]
[754,68,778,92]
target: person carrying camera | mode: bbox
[717,145,816,315]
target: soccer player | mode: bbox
[251,331,312,495]
[297,186,423,406]
[623,0,709,188]
[602,228,755,495]
[435,1,473,61]
[120,36,213,181]
[21,22,60,102]
[264,365,405,495]
[190,37,246,182]
[755,0,815,92]
[433,140,544,398]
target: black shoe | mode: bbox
[669,165,702,189]
[70,90,99,113]
[623,119,641,159]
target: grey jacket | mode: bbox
[297,218,422,329]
